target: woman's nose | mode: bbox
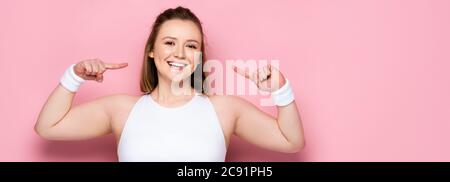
[174,45,186,59]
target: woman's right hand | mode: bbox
[34,59,129,141]
[74,59,128,82]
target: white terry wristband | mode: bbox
[60,64,85,92]
[271,79,295,106]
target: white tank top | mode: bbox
[117,93,227,162]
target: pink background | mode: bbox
[1,0,450,162]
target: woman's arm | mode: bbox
[232,98,304,153]
[232,65,305,153]
[34,59,128,140]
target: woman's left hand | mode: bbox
[233,65,286,92]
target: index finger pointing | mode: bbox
[105,63,128,70]
[233,66,252,80]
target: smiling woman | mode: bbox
[142,8,207,93]
[34,6,305,162]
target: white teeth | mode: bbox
[168,61,187,67]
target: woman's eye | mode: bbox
[187,44,197,49]
[165,41,175,46]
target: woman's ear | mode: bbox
[148,52,154,58]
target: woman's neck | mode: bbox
[152,77,195,103]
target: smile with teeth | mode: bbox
[167,61,189,72]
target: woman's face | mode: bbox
[150,19,202,82]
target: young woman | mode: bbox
[34,6,305,162]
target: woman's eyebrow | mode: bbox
[186,39,200,44]
[162,36,177,40]
[162,36,200,44]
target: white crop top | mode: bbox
[117,93,227,162]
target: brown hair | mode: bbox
[140,6,206,94]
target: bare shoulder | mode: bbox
[102,94,140,104]
[206,94,253,116]
[207,94,237,102]
[100,94,141,140]
[99,94,140,113]
[207,94,251,107]
[206,94,249,143]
